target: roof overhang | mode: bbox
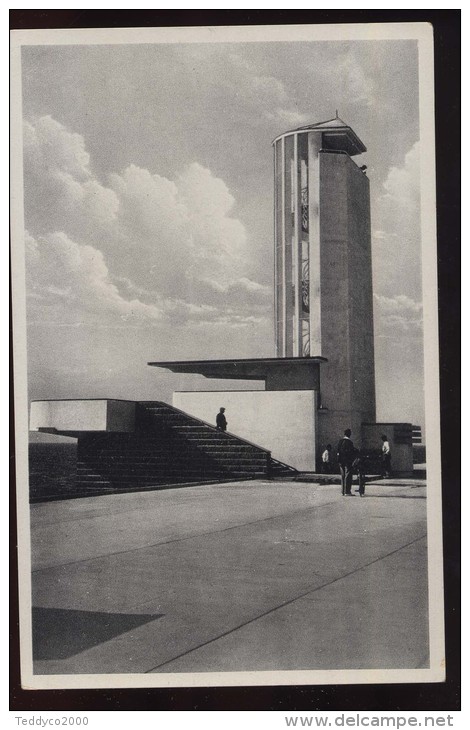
[321,129,366,156]
[272,119,366,156]
[148,357,327,390]
[148,356,327,381]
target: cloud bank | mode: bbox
[374,293,423,333]
[372,141,422,333]
[24,115,271,331]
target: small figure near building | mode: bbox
[353,453,366,497]
[381,434,392,477]
[321,444,332,473]
[337,429,356,496]
[216,407,227,431]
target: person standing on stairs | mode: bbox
[216,407,227,431]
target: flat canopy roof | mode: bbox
[148,356,327,381]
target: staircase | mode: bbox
[269,457,299,478]
[73,401,292,497]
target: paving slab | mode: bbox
[30,480,428,675]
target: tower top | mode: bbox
[272,116,366,156]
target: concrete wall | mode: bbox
[174,390,317,471]
[30,400,136,434]
[106,400,136,431]
[317,409,365,469]
[346,159,376,416]
[265,362,320,391]
[317,152,375,453]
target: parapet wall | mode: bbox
[174,390,318,471]
[30,399,136,434]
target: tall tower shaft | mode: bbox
[273,117,376,443]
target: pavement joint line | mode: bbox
[145,534,427,673]
[369,494,426,500]
[31,482,425,528]
[32,497,343,573]
[30,482,314,527]
[30,479,259,517]
[30,485,259,527]
[32,488,425,574]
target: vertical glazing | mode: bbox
[275,139,283,356]
[299,133,310,356]
[274,132,313,358]
[284,134,294,355]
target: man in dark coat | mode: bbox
[337,428,356,496]
[216,407,227,431]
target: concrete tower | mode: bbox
[30,116,416,478]
[273,117,376,447]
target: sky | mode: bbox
[20,37,425,428]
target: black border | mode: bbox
[10,8,461,712]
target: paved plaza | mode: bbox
[30,479,428,675]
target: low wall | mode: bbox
[413,444,426,464]
[30,399,136,433]
[174,390,317,471]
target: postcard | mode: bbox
[10,22,444,690]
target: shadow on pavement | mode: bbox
[358,494,426,500]
[32,606,163,660]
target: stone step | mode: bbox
[78,459,267,471]
[70,401,277,498]
[78,446,268,460]
[75,479,113,486]
[71,479,234,496]
[77,464,267,476]
[77,452,267,464]
[172,426,228,432]
[79,440,259,450]
[77,468,266,480]
[76,475,265,488]
[178,438,257,448]
[78,446,260,458]
[77,466,267,477]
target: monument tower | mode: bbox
[273,117,376,448]
[32,117,415,480]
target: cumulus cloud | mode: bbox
[251,74,308,127]
[337,51,375,107]
[216,51,309,128]
[23,115,270,331]
[25,228,269,333]
[265,107,309,128]
[177,162,247,280]
[202,276,271,297]
[24,115,90,179]
[25,230,165,324]
[372,230,389,241]
[108,160,249,292]
[374,293,423,333]
[372,142,422,301]
[24,116,119,237]
[380,142,420,213]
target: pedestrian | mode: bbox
[216,407,227,431]
[321,444,332,473]
[381,434,392,477]
[353,453,365,497]
[337,429,356,496]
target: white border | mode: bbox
[10,21,444,690]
